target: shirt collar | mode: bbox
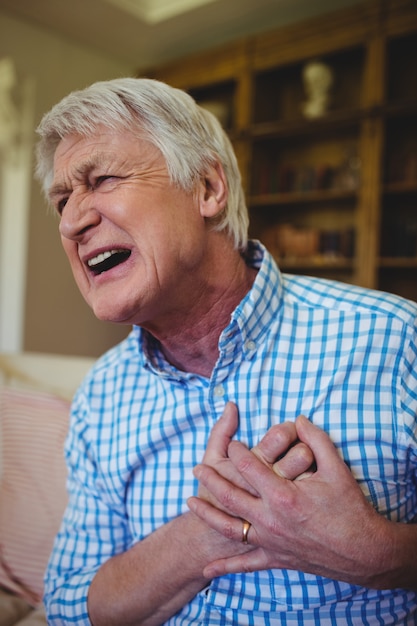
[223,239,283,357]
[135,240,283,374]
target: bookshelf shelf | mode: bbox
[384,182,417,194]
[249,110,365,140]
[277,257,354,270]
[379,257,417,267]
[250,189,357,207]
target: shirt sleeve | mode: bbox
[400,318,417,471]
[44,389,131,625]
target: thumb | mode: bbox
[202,402,239,463]
[295,415,346,475]
[217,401,239,438]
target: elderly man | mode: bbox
[36,77,417,625]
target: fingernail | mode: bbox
[203,565,216,579]
[187,497,196,511]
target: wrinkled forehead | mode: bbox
[49,127,165,195]
[49,122,152,172]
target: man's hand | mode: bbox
[189,413,413,590]
[197,402,315,508]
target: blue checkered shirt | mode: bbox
[44,241,417,625]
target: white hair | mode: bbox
[35,77,249,250]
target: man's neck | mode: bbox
[144,259,258,378]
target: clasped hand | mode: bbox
[187,402,390,587]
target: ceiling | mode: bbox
[0,0,362,70]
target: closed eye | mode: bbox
[52,175,120,215]
[93,175,119,188]
[56,197,68,216]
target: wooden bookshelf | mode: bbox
[142,0,417,301]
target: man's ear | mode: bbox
[199,162,228,219]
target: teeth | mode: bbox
[87,249,124,267]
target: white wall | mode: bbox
[0,9,133,356]
[0,69,35,351]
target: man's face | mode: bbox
[50,127,212,327]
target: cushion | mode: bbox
[15,605,47,626]
[0,585,32,626]
[0,387,71,606]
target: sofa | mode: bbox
[0,352,95,625]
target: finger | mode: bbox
[187,495,253,545]
[225,440,297,513]
[203,548,269,579]
[295,415,349,478]
[202,402,239,464]
[200,402,257,494]
[272,441,315,480]
[251,422,298,466]
[193,460,259,516]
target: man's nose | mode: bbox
[59,193,100,240]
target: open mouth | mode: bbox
[87,249,131,275]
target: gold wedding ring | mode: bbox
[242,519,251,544]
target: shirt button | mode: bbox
[213,384,225,397]
[245,340,256,351]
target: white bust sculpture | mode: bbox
[301,60,334,119]
[0,57,19,153]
